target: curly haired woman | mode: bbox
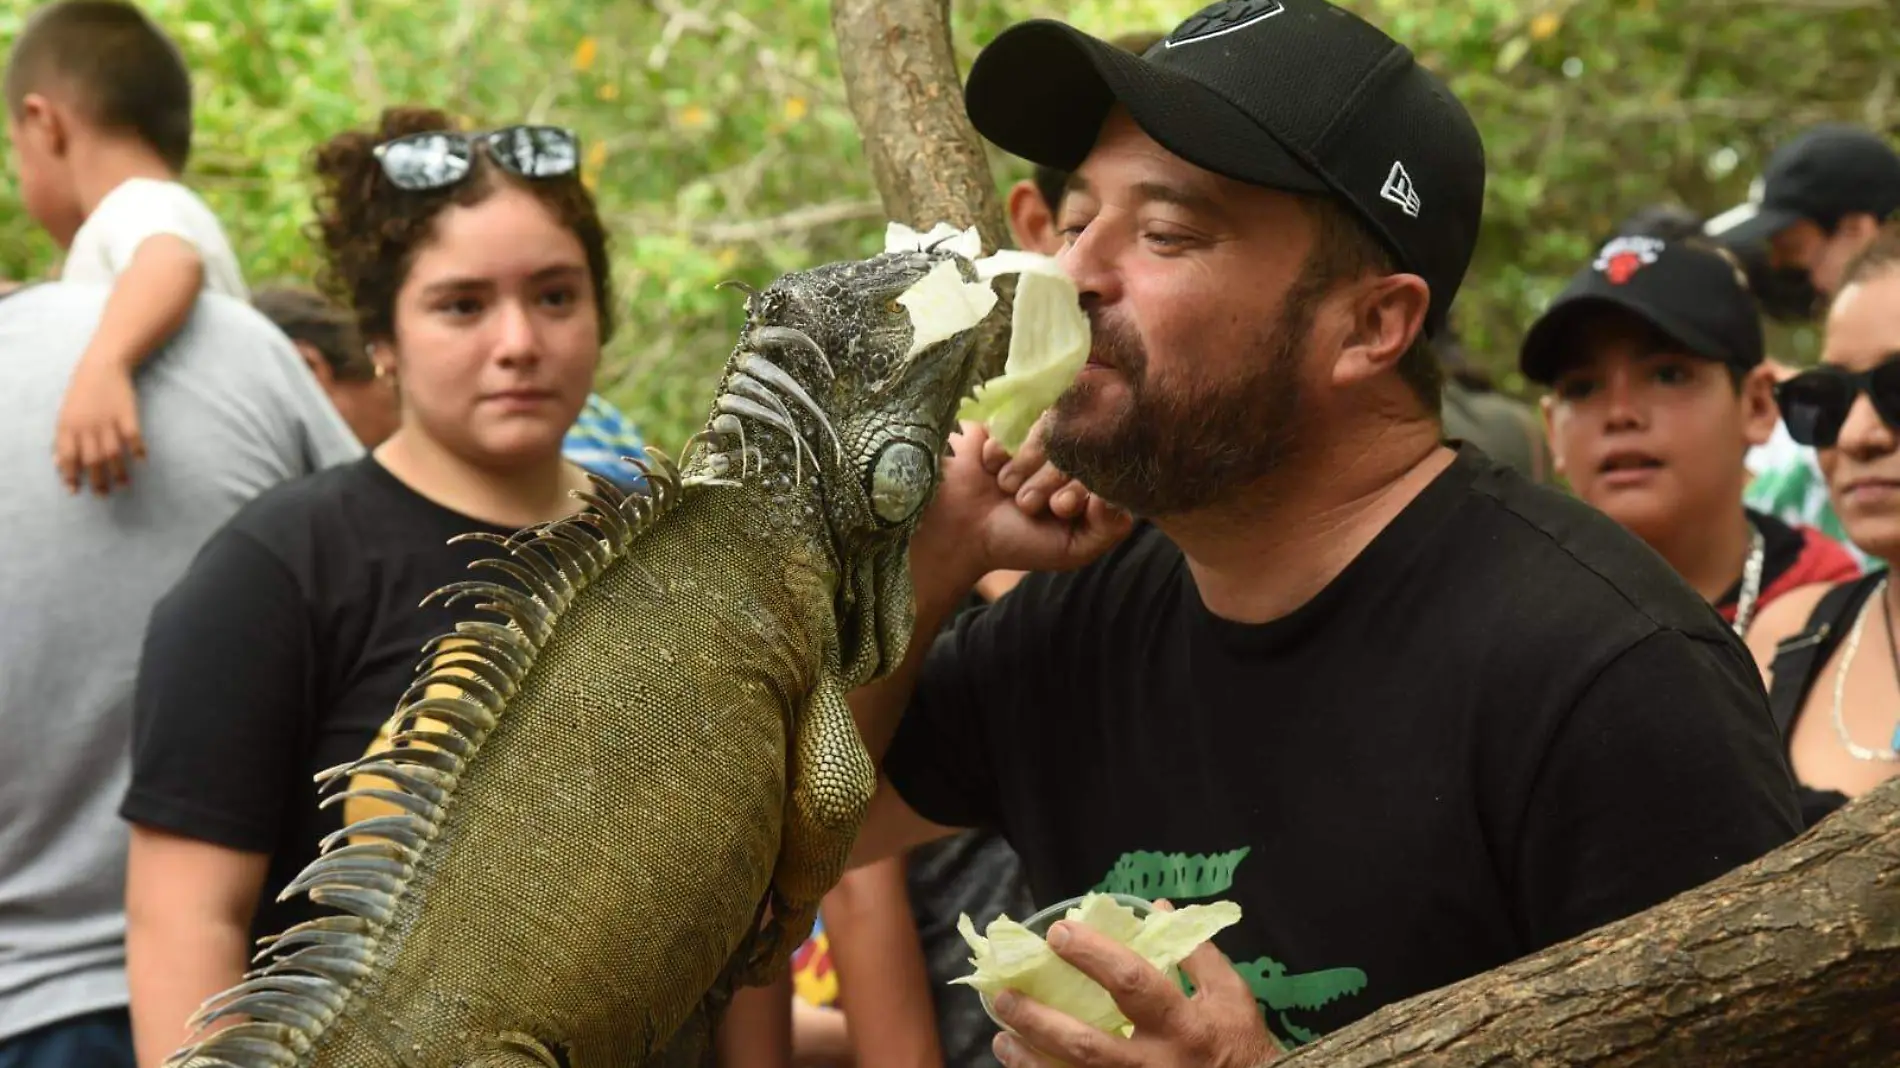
[116,108,663,1064]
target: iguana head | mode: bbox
[698,246,989,685]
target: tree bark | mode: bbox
[831,0,1013,378]
[1280,774,1900,1067]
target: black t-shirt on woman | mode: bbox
[883,446,1803,1050]
[123,456,516,942]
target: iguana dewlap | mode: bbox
[167,246,989,1067]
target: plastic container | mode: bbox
[976,892,1172,1035]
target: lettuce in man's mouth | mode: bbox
[950,892,1243,1037]
[886,222,1091,453]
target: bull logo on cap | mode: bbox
[1593,235,1665,285]
[1165,0,1287,47]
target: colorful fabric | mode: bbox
[562,393,648,490]
[790,915,838,1007]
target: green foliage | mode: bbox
[2,0,1893,443]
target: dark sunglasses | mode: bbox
[1774,355,1900,448]
[371,125,580,191]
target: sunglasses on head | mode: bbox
[1774,355,1900,448]
[371,125,580,191]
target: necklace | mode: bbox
[1731,521,1766,637]
[1829,576,1900,763]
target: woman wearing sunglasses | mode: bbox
[113,108,809,1066]
[1745,225,1900,827]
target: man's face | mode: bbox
[1040,109,1328,517]
[1770,215,1878,297]
[1541,308,1771,546]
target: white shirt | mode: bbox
[61,178,248,299]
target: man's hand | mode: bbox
[913,418,1131,595]
[990,904,1281,1068]
[985,412,1091,519]
[54,358,145,496]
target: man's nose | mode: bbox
[1057,224,1119,310]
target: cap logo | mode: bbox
[1165,0,1286,47]
[1380,161,1421,218]
[1594,236,1664,285]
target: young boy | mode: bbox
[1520,235,1860,632]
[5,1,246,496]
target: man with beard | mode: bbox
[845,3,1802,1066]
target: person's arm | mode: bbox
[56,234,205,494]
[822,856,944,1068]
[1513,629,1802,947]
[125,826,269,1067]
[717,972,794,1068]
[120,524,318,1062]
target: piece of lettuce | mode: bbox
[954,260,1090,452]
[895,259,999,359]
[950,893,1243,1036]
[883,222,1091,452]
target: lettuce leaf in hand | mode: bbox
[951,893,1243,1036]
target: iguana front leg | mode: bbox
[739,672,875,982]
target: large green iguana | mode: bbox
[167,243,993,1068]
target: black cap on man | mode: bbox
[963,0,1486,336]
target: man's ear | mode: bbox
[1005,178,1060,255]
[1538,393,1568,479]
[1740,362,1780,447]
[1329,273,1431,390]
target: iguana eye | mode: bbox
[868,441,934,524]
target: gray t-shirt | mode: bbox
[0,284,361,1041]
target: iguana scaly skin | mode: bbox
[168,245,989,1068]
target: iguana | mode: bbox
[166,243,993,1068]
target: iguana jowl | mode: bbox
[167,245,990,1067]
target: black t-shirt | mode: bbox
[883,446,1802,1050]
[123,456,516,942]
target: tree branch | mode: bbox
[830,0,1013,377]
[619,199,887,243]
[334,0,386,113]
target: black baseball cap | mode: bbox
[963,0,1485,335]
[1705,124,1900,248]
[1519,237,1765,385]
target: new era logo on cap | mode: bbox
[1380,161,1420,217]
[1164,0,1285,47]
[1593,235,1664,284]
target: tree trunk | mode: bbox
[831,0,1013,378]
[1279,774,1900,1067]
